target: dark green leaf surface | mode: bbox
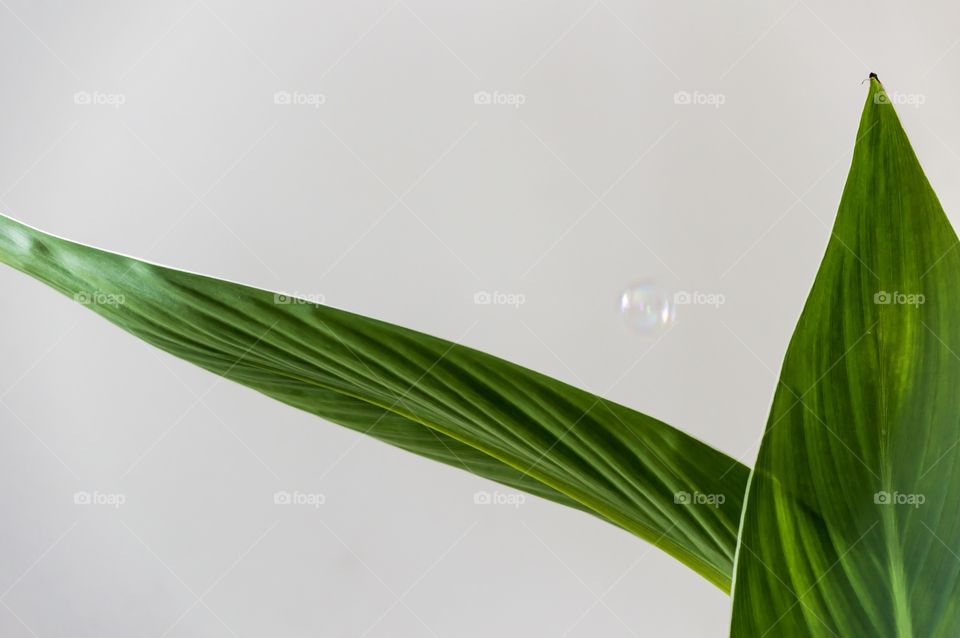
[0,213,749,589]
[731,78,960,635]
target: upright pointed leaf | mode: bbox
[731,78,960,635]
[0,214,749,589]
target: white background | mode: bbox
[1,1,959,636]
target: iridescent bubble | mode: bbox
[620,282,674,333]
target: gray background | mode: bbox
[1,1,958,636]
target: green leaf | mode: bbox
[731,77,960,635]
[0,213,749,590]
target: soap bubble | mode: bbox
[620,282,674,333]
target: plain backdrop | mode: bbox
[2,1,960,636]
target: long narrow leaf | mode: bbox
[0,213,749,589]
[731,77,960,635]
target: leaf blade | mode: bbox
[0,213,750,589]
[731,78,960,635]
